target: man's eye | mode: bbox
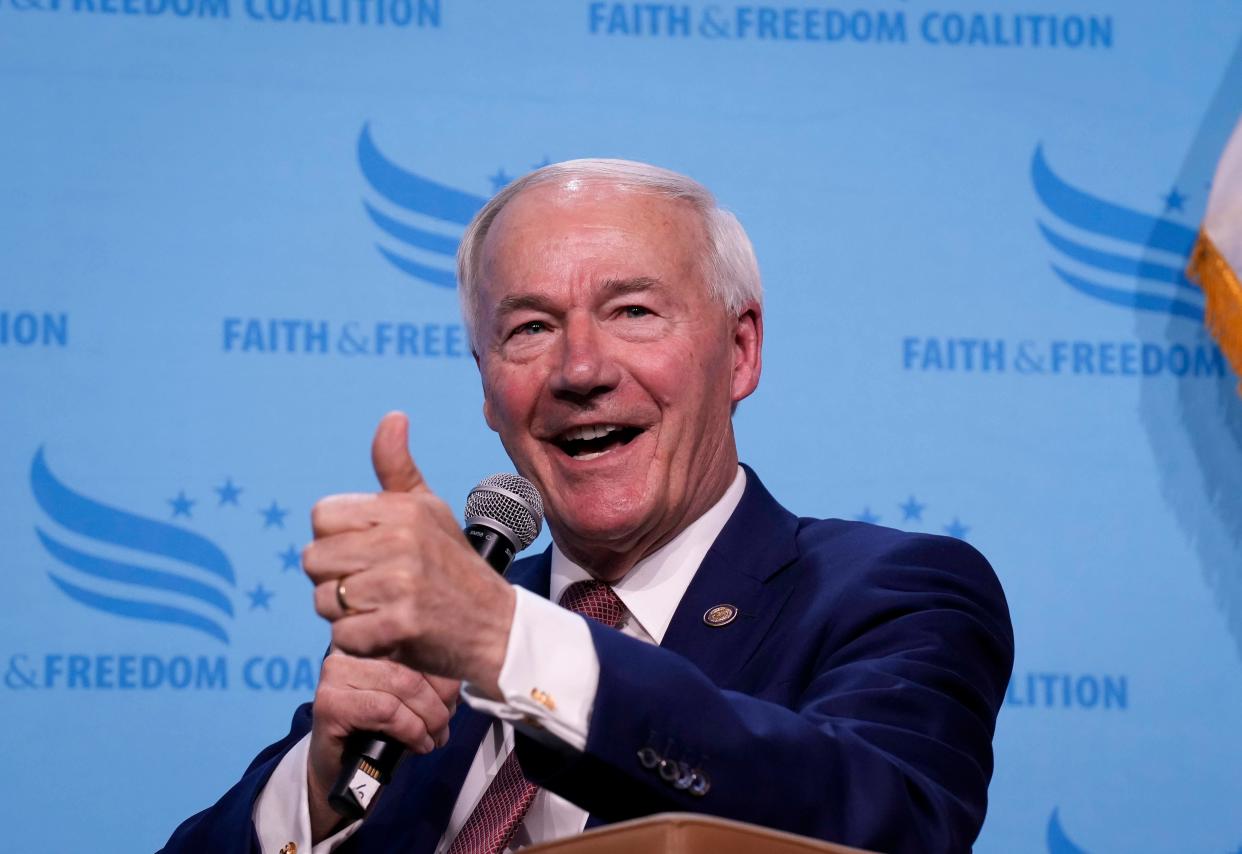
[513,320,547,336]
[622,306,651,319]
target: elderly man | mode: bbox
[162,160,1013,853]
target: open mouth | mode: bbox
[553,424,644,460]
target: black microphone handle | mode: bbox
[326,522,518,820]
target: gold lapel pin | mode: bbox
[703,604,738,627]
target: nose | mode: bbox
[549,316,621,401]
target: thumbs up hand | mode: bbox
[302,411,515,693]
[301,412,518,841]
[370,411,428,494]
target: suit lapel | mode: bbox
[587,470,798,833]
[659,466,800,687]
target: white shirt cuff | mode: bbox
[252,733,362,853]
[461,586,599,752]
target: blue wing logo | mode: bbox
[31,448,236,644]
[1047,808,1090,854]
[1032,145,1203,321]
[358,123,489,288]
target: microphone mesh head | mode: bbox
[464,473,545,549]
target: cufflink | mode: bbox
[529,687,556,711]
[279,844,297,854]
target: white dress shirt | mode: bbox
[253,467,747,854]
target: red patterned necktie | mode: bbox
[445,580,624,854]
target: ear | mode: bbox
[483,394,499,432]
[478,354,501,433]
[730,302,763,404]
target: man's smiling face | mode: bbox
[474,180,761,579]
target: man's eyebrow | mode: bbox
[599,276,662,297]
[495,293,556,316]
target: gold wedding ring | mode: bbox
[336,578,355,615]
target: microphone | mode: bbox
[327,474,545,820]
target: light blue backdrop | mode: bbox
[3,2,1241,851]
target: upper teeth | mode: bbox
[563,424,620,442]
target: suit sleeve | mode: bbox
[515,533,1014,854]
[158,702,314,853]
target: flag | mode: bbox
[1187,117,1242,392]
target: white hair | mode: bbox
[455,158,763,349]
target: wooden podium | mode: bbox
[523,814,878,854]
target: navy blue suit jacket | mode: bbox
[161,467,1013,853]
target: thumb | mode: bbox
[371,411,427,493]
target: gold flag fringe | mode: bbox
[1187,230,1242,394]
